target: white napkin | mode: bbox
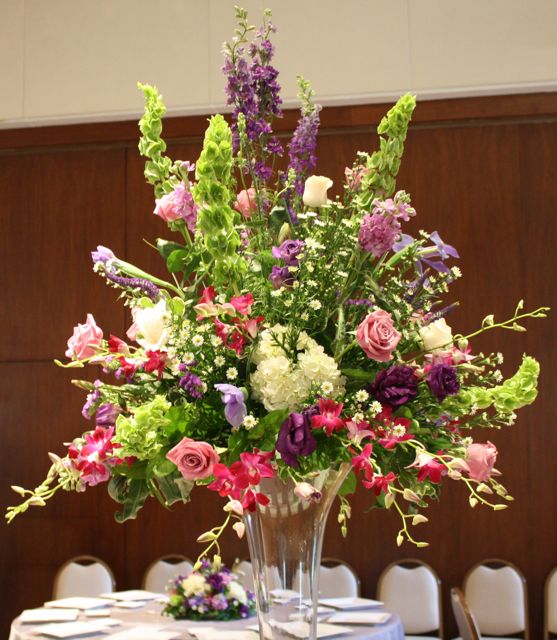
[28,621,113,637]
[327,611,392,624]
[187,628,259,640]
[19,608,79,623]
[270,620,353,638]
[101,590,164,601]
[108,627,180,640]
[113,601,147,609]
[44,596,114,610]
[317,597,383,610]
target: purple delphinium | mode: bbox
[269,265,294,289]
[288,109,320,195]
[427,363,460,402]
[358,213,401,257]
[95,403,122,426]
[179,364,204,400]
[345,298,374,307]
[215,384,247,429]
[370,365,419,408]
[276,409,317,468]
[272,239,304,266]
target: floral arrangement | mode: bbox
[6,7,548,556]
[163,558,255,621]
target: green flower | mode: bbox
[114,396,171,460]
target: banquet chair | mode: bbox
[233,559,255,592]
[53,555,115,599]
[544,566,557,639]
[320,557,361,597]
[463,559,529,639]
[451,587,481,640]
[376,559,443,639]
[142,555,194,593]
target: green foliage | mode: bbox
[193,115,247,288]
[227,409,288,462]
[114,396,171,460]
[108,476,152,523]
[137,83,174,198]
[359,93,416,207]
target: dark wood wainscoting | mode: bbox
[1,93,556,637]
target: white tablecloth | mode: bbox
[10,601,405,640]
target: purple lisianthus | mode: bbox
[427,363,460,402]
[215,384,247,429]
[269,265,294,289]
[210,593,229,611]
[81,380,102,419]
[358,213,401,257]
[276,410,317,467]
[179,365,204,399]
[95,402,122,426]
[272,239,304,266]
[370,365,419,408]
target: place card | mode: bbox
[101,590,163,601]
[327,611,392,625]
[19,609,79,624]
[44,596,114,610]
[317,597,383,610]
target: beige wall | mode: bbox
[1,0,557,128]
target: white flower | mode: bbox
[251,355,309,411]
[284,299,293,307]
[353,412,365,424]
[451,266,462,278]
[309,300,322,311]
[211,336,222,348]
[226,367,238,380]
[243,415,258,430]
[392,423,406,438]
[297,345,345,398]
[355,390,369,403]
[227,580,248,604]
[214,355,225,367]
[294,482,322,502]
[184,352,195,364]
[192,334,204,347]
[419,318,453,352]
[303,175,333,208]
[320,381,334,395]
[369,401,383,416]
[271,288,283,298]
[132,299,170,351]
[181,573,209,596]
[301,312,309,321]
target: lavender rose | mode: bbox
[269,265,294,289]
[370,365,418,408]
[272,239,304,266]
[166,437,220,481]
[276,411,317,467]
[427,363,460,402]
[357,309,401,362]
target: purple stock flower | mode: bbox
[358,213,401,257]
[215,384,247,429]
[95,403,122,426]
[369,365,419,408]
[427,363,460,402]
[272,239,304,266]
[269,265,294,289]
[276,410,317,468]
[179,364,204,399]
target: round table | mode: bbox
[10,601,405,639]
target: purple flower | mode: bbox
[288,110,320,195]
[272,239,304,266]
[358,213,401,257]
[393,232,459,274]
[179,364,204,399]
[370,365,418,408]
[276,410,317,468]
[81,380,102,419]
[427,363,460,402]
[105,271,160,301]
[95,403,122,426]
[215,384,247,429]
[269,265,294,289]
[91,245,116,268]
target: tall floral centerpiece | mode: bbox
[7,7,547,640]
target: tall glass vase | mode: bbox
[243,464,350,640]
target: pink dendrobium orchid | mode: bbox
[232,450,275,486]
[143,350,168,379]
[311,398,345,436]
[207,463,241,498]
[407,451,447,484]
[68,426,118,487]
[361,471,396,495]
[351,443,374,475]
[345,418,375,444]
[375,406,413,449]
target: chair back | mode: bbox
[451,587,481,640]
[464,559,528,638]
[377,559,442,636]
[320,558,360,597]
[53,555,115,599]
[233,559,255,592]
[545,566,557,639]
[143,555,194,593]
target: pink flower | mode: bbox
[346,419,375,444]
[311,399,345,437]
[408,452,447,484]
[351,443,373,475]
[166,437,220,481]
[230,293,254,316]
[65,314,103,360]
[375,407,413,449]
[234,188,258,219]
[356,310,401,362]
[68,426,118,486]
[241,489,270,512]
[464,442,498,482]
[362,471,396,495]
[294,482,322,502]
[231,450,275,486]
[154,183,198,231]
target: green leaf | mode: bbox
[338,470,357,496]
[110,478,152,523]
[157,239,185,260]
[341,368,372,382]
[166,249,189,273]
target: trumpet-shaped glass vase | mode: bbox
[243,464,350,640]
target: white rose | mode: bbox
[419,318,453,352]
[302,175,333,208]
[133,299,170,351]
[227,580,247,604]
[181,573,209,596]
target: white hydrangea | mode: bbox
[298,345,345,397]
[251,355,310,411]
[227,580,248,604]
[181,573,209,596]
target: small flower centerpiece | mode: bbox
[6,6,549,640]
[163,558,256,621]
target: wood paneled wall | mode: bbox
[1,94,556,638]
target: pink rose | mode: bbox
[357,310,401,362]
[167,437,220,481]
[154,191,182,223]
[234,188,258,219]
[65,313,103,360]
[464,442,498,482]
